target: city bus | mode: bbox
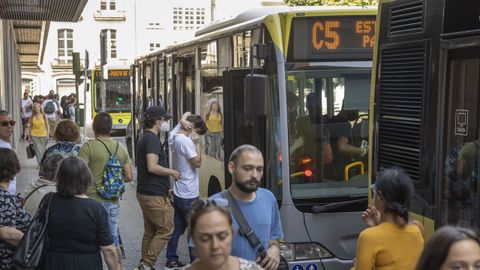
[371,0,480,236]
[131,7,376,269]
[91,68,131,130]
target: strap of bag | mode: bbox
[23,184,49,205]
[222,190,267,257]
[96,139,113,156]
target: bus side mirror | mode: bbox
[245,74,268,116]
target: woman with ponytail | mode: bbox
[353,167,424,270]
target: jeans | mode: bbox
[102,202,120,246]
[166,195,197,263]
[31,136,47,165]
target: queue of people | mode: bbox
[3,100,480,270]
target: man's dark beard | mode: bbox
[235,178,259,193]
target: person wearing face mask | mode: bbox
[134,105,180,270]
[165,112,208,269]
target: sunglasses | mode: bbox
[0,120,15,127]
[191,198,229,212]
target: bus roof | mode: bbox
[135,6,377,62]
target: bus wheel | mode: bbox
[208,176,222,197]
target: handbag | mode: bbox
[222,191,289,270]
[13,192,55,270]
[26,144,35,159]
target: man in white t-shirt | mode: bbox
[42,93,59,136]
[20,91,33,140]
[0,110,17,194]
[165,113,207,268]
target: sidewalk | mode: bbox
[15,138,190,270]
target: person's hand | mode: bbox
[360,140,368,157]
[191,131,200,144]
[361,206,380,227]
[171,170,180,180]
[180,112,193,131]
[257,245,280,270]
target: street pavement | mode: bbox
[15,133,190,270]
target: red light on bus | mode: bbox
[304,169,313,177]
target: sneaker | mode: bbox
[165,260,185,269]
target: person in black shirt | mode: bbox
[326,109,367,180]
[37,156,120,270]
[134,105,180,270]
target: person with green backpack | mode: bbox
[79,112,132,267]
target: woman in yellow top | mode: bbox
[205,99,223,160]
[28,103,50,165]
[354,168,424,270]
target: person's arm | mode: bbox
[43,114,50,136]
[258,240,280,270]
[337,136,362,156]
[0,226,24,246]
[353,230,375,270]
[123,162,133,183]
[78,143,91,164]
[100,244,121,270]
[146,153,180,179]
[188,137,202,168]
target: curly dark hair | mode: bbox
[54,119,80,142]
[0,148,20,183]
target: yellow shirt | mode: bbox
[30,114,48,137]
[206,113,223,132]
[354,222,424,270]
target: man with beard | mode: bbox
[211,145,283,270]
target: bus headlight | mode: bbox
[280,243,333,261]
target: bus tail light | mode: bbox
[280,243,333,261]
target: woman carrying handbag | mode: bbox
[28,103,49,166]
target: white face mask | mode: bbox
[160,121,170,132]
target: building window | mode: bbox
[58,29,73,63]
[149,43,160,51]
[101,29,117,59]
[100,0,115,10]
[173,7,206,30]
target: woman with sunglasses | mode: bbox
[171,199,263,270]
[353,167,424,270]
[28,103,50,165]
[416,226,480,270]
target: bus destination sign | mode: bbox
[94,69,130,79]
[291,16,376,60]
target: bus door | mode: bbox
[440,46,480,227]
[174,54,196,120]
[223,69,267,188]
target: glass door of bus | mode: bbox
[223,69,267,188]
[441,46,480,227]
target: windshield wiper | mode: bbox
[311,197,368,213]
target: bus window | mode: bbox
[441,48,480,227]
[287,63,371,209]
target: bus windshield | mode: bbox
[95,79,131,113]
[286,62,371,205]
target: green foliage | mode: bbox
[284,0,378,6]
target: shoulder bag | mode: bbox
[13,192,55,270]
[222,190,289,270]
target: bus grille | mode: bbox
[388,0,424,37]
[377,42,426,183]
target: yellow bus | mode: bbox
[91,68,131,130]
[132,7,376,269]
